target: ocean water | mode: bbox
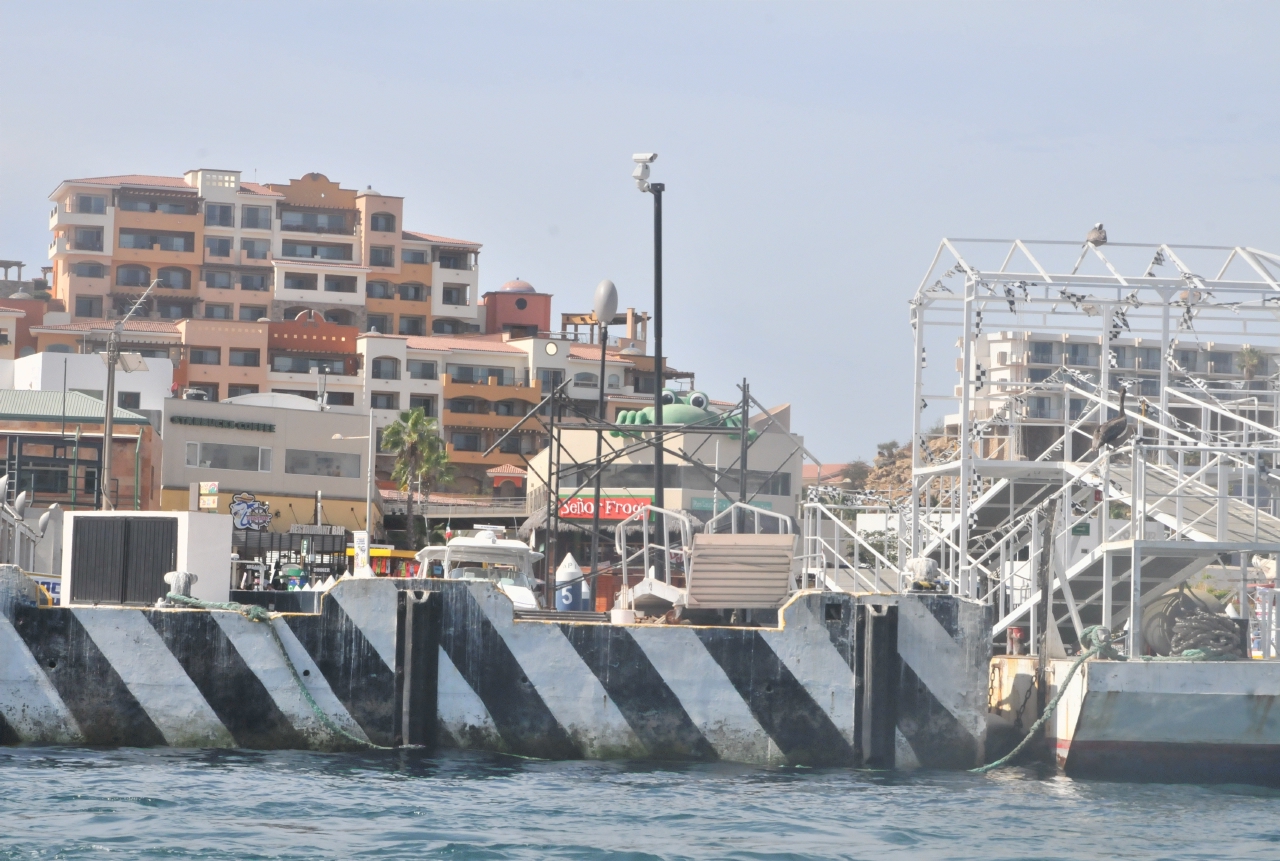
[1,748,1278,860]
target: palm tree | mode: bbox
[1239,345,1266,381]
[380,408,454,549]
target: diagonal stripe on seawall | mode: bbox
[696,627,858,766]
[436,645,502,749]
[74,608,235,748]
[559,624,718,761]
[894,598,986,741]
[466,584,643,758]
[627,625,779,765]
[0,612,81,743]
[206,611,369,746]
[761,599,858,747]
[326,580,399,670]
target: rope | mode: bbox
[164,593,390,750]
[972,626,1121,774]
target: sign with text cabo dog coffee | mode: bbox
[558,496,652,520]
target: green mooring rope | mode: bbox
[164,593,390,750]
[972,626,1121,774]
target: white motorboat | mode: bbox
[415,530,545,610]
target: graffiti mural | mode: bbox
[229,492,272,530]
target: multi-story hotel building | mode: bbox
[47,170,480,336]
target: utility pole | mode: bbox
[100,279,158,510]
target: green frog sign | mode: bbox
[612,390,757,440]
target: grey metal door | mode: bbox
[69,517,179,605]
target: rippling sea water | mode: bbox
[2,748,1279,860]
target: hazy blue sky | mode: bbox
[2,1,1278,460]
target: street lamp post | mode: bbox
[589,280,619,597]
[101,280,159,510]
[332,405,376,540]
[633,153,664,512]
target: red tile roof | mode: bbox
[485,464,527,477]
[401,230,482,248]
[239,182,283,197]
[33,320,181,334]
[404,334,524,354]
[803,464,848,481]
[567,343,634,363]
[67,174,193,189]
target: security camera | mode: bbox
[632,163,650,182]
[632,153,658,164]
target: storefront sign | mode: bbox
[558,495,652,520]
[199,482,218,495]
[171,415,275,432]
[352,530,370,576]
[229,491,272,530]
[198,495,219,509]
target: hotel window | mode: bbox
[240,205,272,229]
[158,303,188,319]
[204,304,232,320]
[1029,342,1055,364]
[204,270,233,289]
[74,296,103,318]
[281,241,352,261]
[187,442,272,472]
[326,392,355,407]
[242,239,269,259]
[75,194,106,214]
[240,273,269,292]
[574,372,599,388]
[189,347,221,365]
[366,280,394,299]
[409,395,435,415]
[402,249,427,264]
[115,265,150,287]
[607,373,620,388]
[285,449,361,478]
[74,227,103,251]
[228,384,259,398]
[398,316,426,336]
[399,282,426,302]
[324,275,357,293]
[367,314,389,333]
[205,237,232,257]
[447,398,478,413]
[157,233,191,252]
[239,305,267,321]
[369,246,394,267]
[407,360,436,380]
[157,267,190,289]
[370,213,396,232]
[205,204,234,227]
[439,253,463,269]
[119,197,194,214]
[281,210,346,233]
[371,357,400,380]
[370,392,399,410]
[441,284,467,306]
[451,432,482,452]
[117,392,141,410]
[494,400,525,416]
[74,261,106,278]
[433,318,463,335]
[283,273,318,291]
[229,348,260,367]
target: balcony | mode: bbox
[441,373,540,402]
[49,205,109,231]
[442,411,527,430]
[445,444,529,467]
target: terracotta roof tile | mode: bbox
[239,182,283,197]
[404,334,524,354]
[485,464,527,477]
[32,320,180,334]
[67,174,192,189]
[401,230,482,248]
[567,343,633,363]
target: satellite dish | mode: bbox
[13,491,28,519]
[593,280,618,326]
[0,475,10,501]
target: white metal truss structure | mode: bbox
[907,238,1280,655]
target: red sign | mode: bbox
[558,496,652,520]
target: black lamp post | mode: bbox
[633,153,664,511]
[589,279,619,595]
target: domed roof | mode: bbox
[499,278,535,293]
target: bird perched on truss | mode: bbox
[1087,385,1131,458]
[1085,223,1107,246]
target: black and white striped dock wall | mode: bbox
[426,580,987,768]
[0,579,438,750]
[888,593,993,769]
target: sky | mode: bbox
[2,1,1278,462]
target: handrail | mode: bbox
[613,504,693,610]
[706,501,792,535]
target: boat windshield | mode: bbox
[447,562,535,591]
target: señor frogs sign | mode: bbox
[557,496,652,520]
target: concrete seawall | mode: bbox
[1,577,991,768]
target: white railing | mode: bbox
[799,502,899,594]
[613,505,693,611]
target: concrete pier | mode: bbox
[1,577,992,768]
